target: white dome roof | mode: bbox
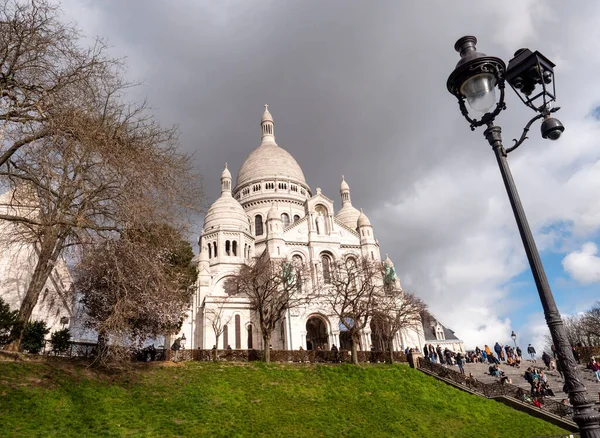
[357,209,371,227]
[340,175,350,191]
[236,141,307,188]
[336,204,361,229]
[203,193,249,232]
[221,163,232,179]
[235,106,308,191]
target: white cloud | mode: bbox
[562,242,600,284]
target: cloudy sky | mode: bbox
[60,0,600,350]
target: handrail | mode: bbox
[417,358,574,419]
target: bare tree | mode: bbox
[316,256,385,365]
[205,297,232,359]
[0,0,119,166]
[373,290,426,363]
[75,224,197,365]
[580,302,600,343]
[224,254,309,363]
[0,1,201,350]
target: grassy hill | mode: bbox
[0,360,568,437]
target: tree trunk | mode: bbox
[351,333,359,365]
[213,334,219,362]
[387,337,395,364]
[263,334,271,364]
[4,230,65,351]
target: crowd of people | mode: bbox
[420,340,600,415]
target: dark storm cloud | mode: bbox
[67,0,501,208]
[63,0,600,347]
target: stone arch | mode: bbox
[320,251,334,284]
[255,214,264,236]
[305,314,331,351]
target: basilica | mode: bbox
[179,106,426,352]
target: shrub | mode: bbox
[21,320,50,354]
[50,328,71,354]
[0,297,20,347]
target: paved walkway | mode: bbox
[461,360,600,404]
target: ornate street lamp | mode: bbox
[510,331,517,349]
[447,36,599,436]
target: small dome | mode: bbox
[340,175,350,192]
[357,209,371,227]
[221,163,231,179]
[336,204,361,229]
[267,203,280,220]
[203,194,249,232]
[261,104,273,122]
[384,254,394,267]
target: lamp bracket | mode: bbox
[505,106,561,154]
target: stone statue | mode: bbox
[316,212,325,235]
[384,264,397,285]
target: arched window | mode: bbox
[225,240,231,256]
[235,315,241,349]
[213,242,217,257]
[293,214,300,223]
[321,255,332,284]
[293,255,303,292]
[208,244,212,259]
[223,325,229,349]
[232,241,237,256]
[281,213,290,228]
[255,215,263,236]
[247,324,253,349]
[346,257,357,289]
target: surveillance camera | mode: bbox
[540,117,564,140]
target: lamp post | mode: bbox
[510,331,517,349]
[181,333,186,350]
[447,36,599,436]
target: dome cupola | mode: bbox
[357,209,372,227]
[234,105,310,194]
[203,163,250,233]
[336,175,361,229]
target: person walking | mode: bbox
[591,358,600,382]
[436,345,445,365]
[494,342,503,362]
[456,352,465,375]
[527,344,536,362]
[429,344,436,363]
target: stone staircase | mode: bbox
[462,361,600,405]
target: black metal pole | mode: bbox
[484,124,600,436]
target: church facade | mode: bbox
[179,106,425,352]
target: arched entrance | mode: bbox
[306,316,329,350]
[338,319,355,351]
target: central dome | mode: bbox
[236,142,307,188]
[234,105,308,192]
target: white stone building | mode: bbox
[0,189,73,337]
[180,106,425,352]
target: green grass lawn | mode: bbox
[0,360,568,437]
